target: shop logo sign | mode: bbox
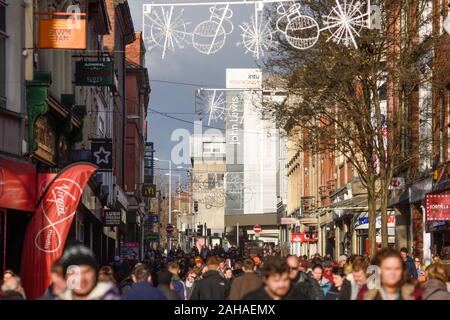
[34,178,83,253]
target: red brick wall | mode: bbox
[103,0,116,53]
[126,32,143,65]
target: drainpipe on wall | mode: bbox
[420,205,431,262]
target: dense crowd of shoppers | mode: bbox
[1,243,449,300]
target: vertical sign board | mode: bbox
[103,210,121,226]
[426,194,450,221]
[225,69,262,215]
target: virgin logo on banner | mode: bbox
[426,194,450,221]
[20,163,97,299]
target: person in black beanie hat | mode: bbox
[57,244,120,300]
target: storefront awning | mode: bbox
[321,195,381,212]
[0,157,36,212]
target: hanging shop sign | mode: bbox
[37,11,87,49]
[291,233,302,243]
[145,232,160,241]
[103,209,122,226]
[426,194,450,221]
[75,61,114,86]
[20,162,97,299]
[90,138,112,170]
[150,214,159,223]
[142,183,157,198]
[300,231,318,243]
[120,242,139,259]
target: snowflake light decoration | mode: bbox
[205,90,226,125]
[321,0,369,48]
[143,6,190,59]
[238,14,274,59]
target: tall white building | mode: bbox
[224,69,280,245]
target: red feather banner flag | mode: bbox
[20,163,97,299]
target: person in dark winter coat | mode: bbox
[243,256,309,300]
[157,269,181,300]
[400,248,418,279]
[422,263,450,300]
[189,256,230,300]
[57,244,120,300]
[325,267,351,300]
[287,255,323,300]
[232,261,245,278]
[122,265,166,300]
[229,259,262,300]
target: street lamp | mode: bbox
[166,172,183,249]
[155,157,172,250]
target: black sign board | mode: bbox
[75,61,114,86]
[104,210,121,226]
[142,183,156,198]
[91,138,112,170]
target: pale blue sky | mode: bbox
[129,0,258,179]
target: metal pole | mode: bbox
[178,175,181,248]
[169,161,172,251]
[144,0,295,8]
[237,222,239,248]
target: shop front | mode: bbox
[0,156,36,275]
[354,211,396,255]
[425,193,450,262]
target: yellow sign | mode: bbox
[143,184,156,198]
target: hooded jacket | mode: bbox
[229,272,262,300]
[422,279,450,300]
[189,269,230,300]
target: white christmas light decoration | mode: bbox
[192,5,234,55]
[321,0,370,48]
[142,1,374,58]
[276,3,320,50]
[143,5,190,59]
[238,14,274,58]
[205,90,227,125]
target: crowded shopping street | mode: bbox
[0,0,450,313]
